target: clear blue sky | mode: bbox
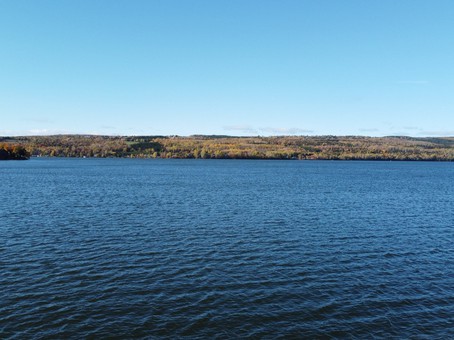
[1,0,454,136]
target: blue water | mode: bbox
[1,158,453,338]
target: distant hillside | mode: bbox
[2,135,454,161]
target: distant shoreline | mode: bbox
[28,156,454,162]
[2,135,454,161]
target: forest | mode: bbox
[2,135,454,161]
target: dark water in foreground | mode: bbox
[1,158,453,338]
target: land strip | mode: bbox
[2,135,454,161]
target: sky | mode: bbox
[1,0,454,137]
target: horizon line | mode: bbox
[1,134,454,139]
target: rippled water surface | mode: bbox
[1,158,453,338]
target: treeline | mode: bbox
[2,135,454,161]
[0,143,30,160]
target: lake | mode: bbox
[1,158,453,338]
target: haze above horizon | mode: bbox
[1,0,454,137]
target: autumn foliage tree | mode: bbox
[0,143,30,160]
